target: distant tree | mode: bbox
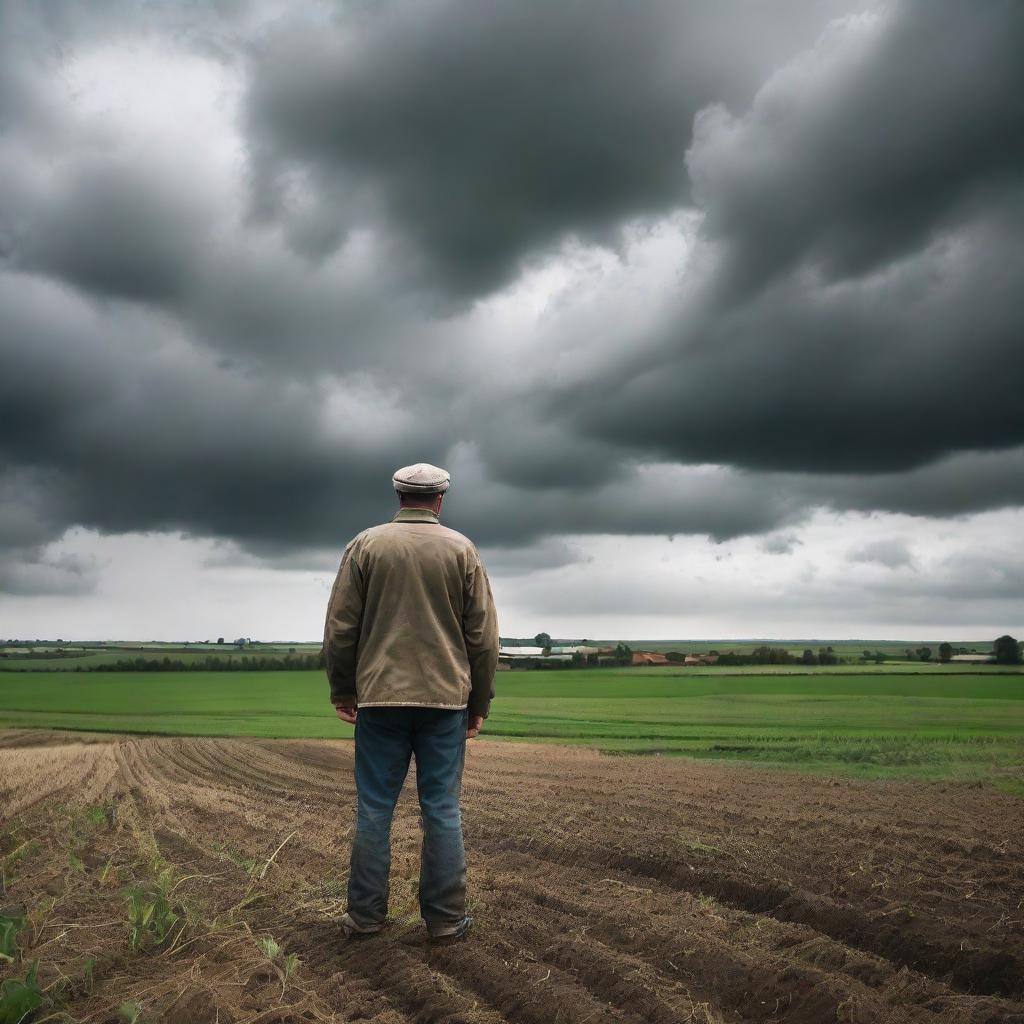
[613,642,633,667]
[801,649,818,665]
[863,650,872,660]
[708,650,720,656]
[571,651,585,666]
[938,642,953,663]
[994,634,1021,665]
[905,648,915,661]
[217,637,224,645]
[534,632,552,649]
[916,647,932,662]
[665,651,686,663]
[818,647,837,665]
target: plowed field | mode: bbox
[1,730,1022,1023]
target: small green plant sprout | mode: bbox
[117,1000,152,1024]
[84,803,112,830]
[125,869,180,951]
[283,952,300,985]
[257,934,300,994]
[0,960,43,1023]
[0,913,25,963]
[100,856,117,886]
[82,956,96,995]
[213,843,260,878]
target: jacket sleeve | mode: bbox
[323,539,365,705]
[463,549,499,718]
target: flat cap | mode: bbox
[392,462,451,494]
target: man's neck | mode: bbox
[394,504,441,521]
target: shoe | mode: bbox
[427,915,473,941]
[340,911,385,939]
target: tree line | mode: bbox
[77,652,327,672]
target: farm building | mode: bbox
[684,654,719,666]
[950,654,992,663]
[632,651,670,666]
[551,646,599,656]
[499,646,546,658]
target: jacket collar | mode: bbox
[392,506,441,524]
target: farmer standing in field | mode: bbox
[323,462,499,942]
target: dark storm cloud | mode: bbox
[568,203,1024,472]
[688,0,1024,298]
[2,0,1024,602]
[21,157,211,303]
[560,0,1024,474]
[243,0,836,298]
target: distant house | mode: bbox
[684,654,718,666]
[499,646,546,659]
[950,654,992,663]
[551,646,599,656]
[631,651,670,666]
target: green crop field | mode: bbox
[0,643,322,671]
[1,667,1023,786]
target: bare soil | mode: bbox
[1,729,1022,1023]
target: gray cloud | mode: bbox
[687,1,1024,298]
[242,0,837,298]
[847,537,915,569]
[761,533,802,556]
[558,0,1024,474]
[0,0,1022,614]
[20,157,211,303]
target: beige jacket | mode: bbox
[323,506,500,717]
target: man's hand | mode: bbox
[334,703,357,725]
[467,713,484,739]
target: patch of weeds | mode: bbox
[258,934,301,995]
[0,913,25,963]
[682,838,725,856]
[0,960,43,1024]
[83,802,113,831]
[117,1000,154,1024]
[59,800,115,876]
[213,843,260,878]
[99,856,118,887]
[125,868,181,951]
[82,957,97,996]
[0,835,39,897]
[23,896,58,948]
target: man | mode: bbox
[323,462,499,942]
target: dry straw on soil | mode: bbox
[0,729,1022,1023]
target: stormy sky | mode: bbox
[1,0,1022,641]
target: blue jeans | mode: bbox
[347,706,468,932]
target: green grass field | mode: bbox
[0,642,322,671]
[1,668,1023,785]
